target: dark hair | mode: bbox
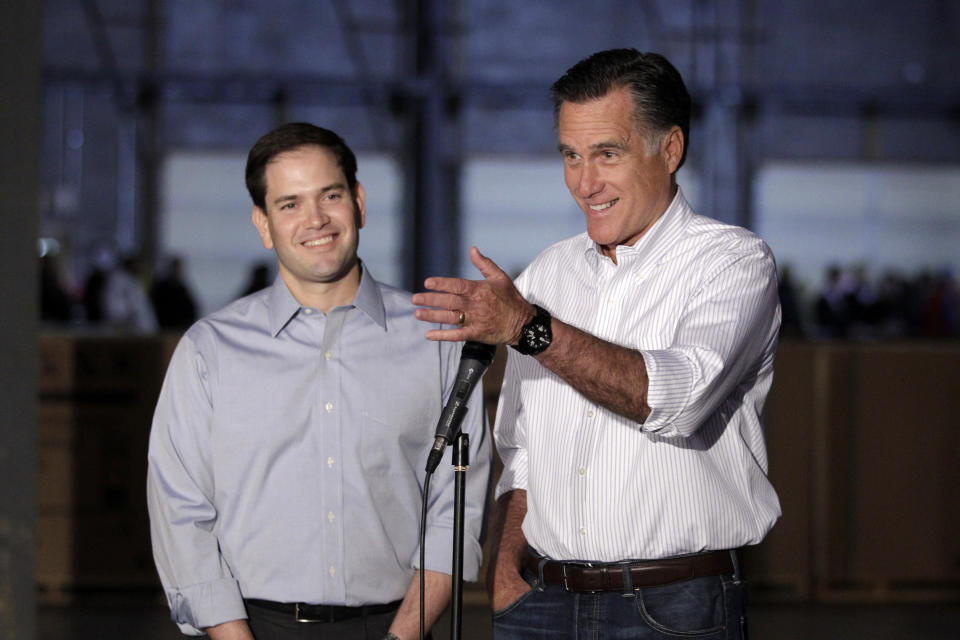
[550,49,691,169]
[245,122,359,210]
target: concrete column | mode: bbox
[0,1,42,639]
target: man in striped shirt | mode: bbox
[412,49,781,639]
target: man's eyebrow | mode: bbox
[271,183,348,206]
[557,140,627,154]
[272,194,299,206]
[319,182,348,193]
[592,140,627,151]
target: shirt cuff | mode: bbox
[167,576,247,635]
[415,523,483,582]
[493,447,527,501]
[641,348,694,436]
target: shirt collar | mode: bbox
[350,263,387,330]
[266,277,302,337]
[581,186,693,268]
[265,261,387,337]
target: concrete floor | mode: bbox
[36,595,960,639]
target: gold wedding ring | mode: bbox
[457,311,466,325]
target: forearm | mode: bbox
[536,318,651,423]
[411,248,651,423]
[485,489,530,609]
[205,619,254,640]
[388,569,452,640]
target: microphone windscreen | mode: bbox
[462,341,496,366]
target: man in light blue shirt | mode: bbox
[147,123,491,639]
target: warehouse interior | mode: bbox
[2,1,959,638]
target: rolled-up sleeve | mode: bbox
[641,247,780,438]
[147,334,247,635]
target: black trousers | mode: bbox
[244,600,396,640]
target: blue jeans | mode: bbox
[492,567,747,639]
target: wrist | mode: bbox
[383,633,402,640]
[510,304,553,355]
[508,303,536,346]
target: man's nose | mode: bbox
[305,201,330,226]
[576,162,602,198]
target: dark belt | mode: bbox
[244,598,402,623]
[524,548,735,593]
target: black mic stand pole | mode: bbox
[450,430,470,640]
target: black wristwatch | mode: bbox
[511,304,553,355]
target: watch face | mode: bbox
[524,325,549,348]
[518,306,552,354]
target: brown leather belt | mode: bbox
[524,548,735,593]
[244,598,401,623]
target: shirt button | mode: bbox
[579,527,587,536]
[303,308,313,315]
[636,272,646,283]
[578,467,586,477]
[327,511,336,522]
[587,410,595,419]
[328,567,336,577]
[325,351,332,360]
[327,457,335,468]
[325,402,334,412]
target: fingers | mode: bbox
[414,307,463,326]
[411,291,459,310]
[470,246,508,281]
[421,275,471,295]
[417,247,503,296]
[423,326,470,342]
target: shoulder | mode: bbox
[517,233,590,283]
[532,232,590,265]
[363,277,461,373]
[180,288,271,353]
[373,278,416,313]
[677,212,776,275]
[367,276,443,341]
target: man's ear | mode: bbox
[353,182,367,229]
[252,206,273,250]
[661,125,685,174]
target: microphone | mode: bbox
[425,341,497,473]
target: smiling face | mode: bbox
[252,144,366,310]
[558,86,683,262]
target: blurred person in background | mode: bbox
[149,255,198,330]
[40,252,72,324]
[103,253,158,333]
[239,260,272,296]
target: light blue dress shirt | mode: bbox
[147,267,491,635]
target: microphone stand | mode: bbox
[450,431,470,640]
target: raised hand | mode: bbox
[412,246,534,345]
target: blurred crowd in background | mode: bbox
[39,250,272,333]
[779,263,960,340]
[39,248,958,341]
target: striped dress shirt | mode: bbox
[494,188,782,562]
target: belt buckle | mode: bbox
[295,603,319,623]
[562,562,601,593]
[582,563,602,594]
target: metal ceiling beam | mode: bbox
[43,68,960,117]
